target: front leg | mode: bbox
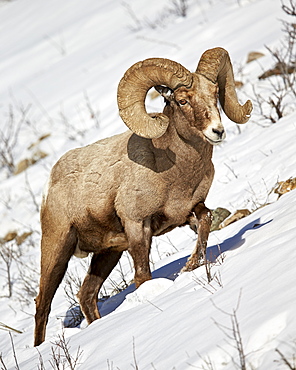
[125,219,152,288]
[182,202,212,272]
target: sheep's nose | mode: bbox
[212,128,225,139]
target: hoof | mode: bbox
[181,258,204,273]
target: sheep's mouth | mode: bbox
[203,135,223,145]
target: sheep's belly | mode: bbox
[73,224,129,258]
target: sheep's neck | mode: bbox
[152,123,213,164]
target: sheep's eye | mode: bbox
[178,99,187,106]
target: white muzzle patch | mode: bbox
[203,120,226,145]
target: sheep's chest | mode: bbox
[118,152,214,235]
[162,168,213,226]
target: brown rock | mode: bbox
[210,207,231,231]
[149,89,161,100]
[246,51,265,63]
[14,149,48,175]
[221,209,251,228]
[235,81,244,89]
[28,133,51,150]
[16,231,33,245]
[274,177,296,196]
[2,231,18,242]
[259,62,296,80]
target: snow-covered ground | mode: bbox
[0,0,296,369]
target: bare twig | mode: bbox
[276,348,296,370]
[132,337,139,370]
[25,171,40,213]
[211,291,247,370]
[0,354,8,370]
[0,241,14,298]
[84,91,100,128]
[49,330,83,370]
[36,348,46,370]
[0,104,30,173]
[9,331,20,370]
[0,322,22,334]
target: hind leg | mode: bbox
[34,228,77,346]
[182,202,212,272]
[77,250,122,324]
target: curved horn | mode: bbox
[196,47,252,124]
[117,58,193,138]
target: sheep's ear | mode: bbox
[155,85,174,101]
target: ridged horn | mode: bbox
[196,47,252,124]
[117,58,193,138]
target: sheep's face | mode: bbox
[158,74,226,145]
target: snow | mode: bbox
[0,0,296,369]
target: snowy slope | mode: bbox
[0,0,296,369]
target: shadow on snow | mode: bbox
[64,217,272,327]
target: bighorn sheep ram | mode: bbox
[34,47,252,346]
